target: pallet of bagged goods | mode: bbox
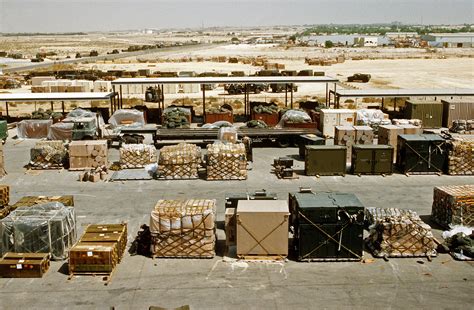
[29,141,67,169]
[149,199,216,258]
[206,142,247,180]
[120,144,157,169]
[431,185,473,229]
[447,137,474,175]
[157,143,201,179]
[366,207,437,258]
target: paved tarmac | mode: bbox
[0,137,472,309]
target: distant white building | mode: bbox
[353,37,378,47]
[421,33,474,48]
[385,32,418,39]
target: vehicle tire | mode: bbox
[277,138,290,148]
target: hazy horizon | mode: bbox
[0,0,472,33]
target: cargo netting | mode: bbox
[0,202,76,260]
[120,144,157,169]
[158,143,201,179]
[206,142,247,180]
[432,185,474,228]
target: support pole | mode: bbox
[62,101,65,113]
[119,85,123,109]
[334,83,338,108]
[202,85,206,123]
[285,84,288,107]
[325,83,328,107]
[290,86,293,109]
[394,97,397,112]
[5,102,9,117]
[50,101,54,112]
[381,97,384,109]
[112,85,116,113]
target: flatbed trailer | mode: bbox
[155,127,320,147]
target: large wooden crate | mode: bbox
[0,253,50,278]
[205,112,233,124]
[69,242,118,274]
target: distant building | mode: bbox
[353,37,378,47]
[421,33,474,48]
[385,32,418,39]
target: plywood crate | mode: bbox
[69,242,118,274]
[69,140,108,170]
[0,253,50,278]
[378,125,404,162]
[353,125,374,145]
[335,126,355,162]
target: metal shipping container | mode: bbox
[298,134,325,158]
[397,134,447,174]
[404,101,443,128]
[289,192,365,261]
[225,190,278,209]
[351,145,394,175]
[304,145,347,176]
[441,100,474,127]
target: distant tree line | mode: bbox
[299,24,472,36]
[1,32,87,36]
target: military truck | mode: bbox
[347,73,371,83]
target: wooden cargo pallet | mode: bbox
[28,166,64,170]
[156,176,199,180]
[366,241,437,260]
[151,255,214,259]
[68,269,115,285]
[237,255,287,261]
[298,257,361,262]
[314,173,345,178]
[404,172,442,176]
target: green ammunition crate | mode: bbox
[351,145,394,175]
[304,145,346,176]
[298,134,325,158]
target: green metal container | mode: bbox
[304,145,346,176]
[351,145,393,175]
[298,134,325,158]
[289,192,365,261]
[404,100,443,128]
[397,134,447,174]
[0,120,8,142]
[225,190,278,209]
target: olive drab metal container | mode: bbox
[404,101,443,128]
[225,190,278,209]
[289,192,365,261]
[441,100,474,127]
[397,134,447,174]
[298,134,325,158]
[351,145,394,175]
[304,145,346,176]
[0,120,8,142]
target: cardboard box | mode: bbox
[225,207,236,246]
[69,140,108,170]
[236,200,289,257]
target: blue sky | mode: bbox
[0,0,472,32]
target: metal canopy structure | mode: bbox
[111,76,339,117]
[329,88,474,109]
[0,92,119,117]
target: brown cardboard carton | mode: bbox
[225,207,236,246]
[236,200,289,257]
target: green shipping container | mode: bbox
[404,101,443,128]
[304,145,346,176]
[351,145,394,175]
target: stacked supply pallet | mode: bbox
[431,185,473,229]
[29,141,67,169]
[9,195,74,213]
[69,141,108,170]
[206,142,247,180]
[366,208,436,258]
[448,138,474,175]
[69,223,127,280]
[120,144,157,169]
[150,199,216,258]
[158,143,201,179]
[0,185,9,219]
[0,202,77,259]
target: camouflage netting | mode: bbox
[252,104,278,115]
[163,107,191,129]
